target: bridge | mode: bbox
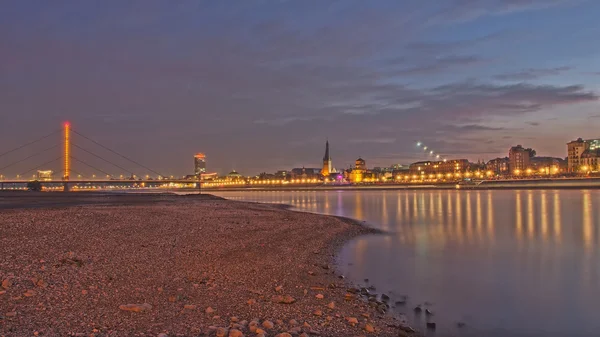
[0,122,199,191]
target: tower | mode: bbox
[63,122,70,181]
[322,140,332,176]
[194,153,206,175]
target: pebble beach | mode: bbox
[0,193,420,337]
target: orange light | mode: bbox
[63,122,70,181]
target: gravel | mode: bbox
[0,193,419,336]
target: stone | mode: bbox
[308,271,315,276]
[0,290,5,295]
[5,311,16,317]
[215,327,228,337]
[24,289,36,297]
[275,334,292,337]
[326,302,335,309]
[255,328,266,334]
[247,299,256,305]
[206,306,216,314]
[272,295,296,304]
[275,285,283,292]
[256,334,265,337]
[168,296,176,302]
[228,329,243,337]
[313,309,323,316]
[289,319,298,326]
[230,316,239,322]
[300,333,309,337]
[361,313,370,318]
[344,293,356,301]
[2,278,12,289]
[184,304,197,310]
[381,294,390,302]
[262,320,274,329]
[326,316,333,321]
[119,303,152,312]
[36,279,48,288]
[158,334,168,337]
[276,319,283,326]
[346,317,358,326]
[315,294,324,299]
[364,323,375,333]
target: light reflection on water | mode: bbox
[213,190,600,337]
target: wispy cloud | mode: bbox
[494,67,572,81]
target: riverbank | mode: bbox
[0,193,418,337]
[194,177,600,192]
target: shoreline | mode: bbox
[0,193,418,337]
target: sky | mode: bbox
[1,0,600,177]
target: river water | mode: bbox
[212,189,600,337]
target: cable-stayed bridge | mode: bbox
[0,122,197,191]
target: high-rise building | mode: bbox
[567,138,600,172]
[509,145,532,173]
[321,140,332,176]
[194,153,206,175]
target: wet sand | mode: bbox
[0,193,419,337]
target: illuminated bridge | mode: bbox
[0,122,198,191]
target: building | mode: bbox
[37,170,53,181]
[531,157,564,174]
[580,149,600,172]
[194,153,206,175]
[408,159,470,175]
[355,157,366,170]
[226,170,243,180]
[509,145,533,174]
[348,157,377,182]
[291,167,322,179]
[486,157,509,175]
[321,140,332,176]
[567,138,600,172]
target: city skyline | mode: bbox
[2,1,600,175]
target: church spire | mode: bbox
[322,140,332,177]
[323,140,331,162]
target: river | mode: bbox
[212,189,600,337]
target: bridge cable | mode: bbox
[0,129,60,159]
[71,143,136,176]
[18,156,62,178]
[71,129,165,178]
[70,155,113,178]
[0,145,59,172]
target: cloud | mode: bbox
[429,0,574,24]
[0,1,597,174]
[494,67,572,81]
[441,124,506,132]
[348,138,397,144]
[394,55,486,75]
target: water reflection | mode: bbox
[214,190,600,337]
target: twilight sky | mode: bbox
[1,0,600,177]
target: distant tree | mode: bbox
[27,180,42,191]
[526,148,536,157]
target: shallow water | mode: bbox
[212,189,600,337]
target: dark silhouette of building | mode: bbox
[321,140,332,176]
[194,153,206,175]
